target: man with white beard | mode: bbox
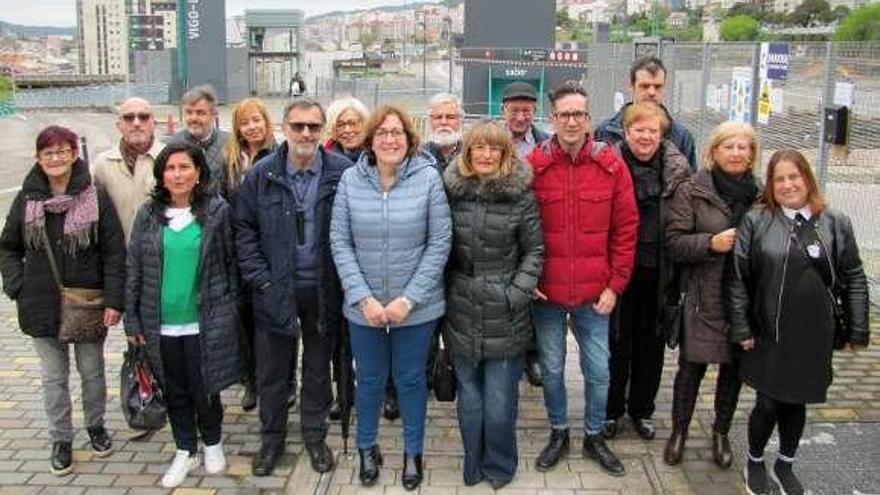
[421,93,463,173]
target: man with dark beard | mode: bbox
[421,93,463,173]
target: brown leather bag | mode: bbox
[44,240,107,344]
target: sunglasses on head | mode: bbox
[121,112,152,123]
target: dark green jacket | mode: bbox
[442,159,544,363]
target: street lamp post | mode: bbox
[422,12,428,94]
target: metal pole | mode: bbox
[446,11,453,93]
[421,13,427,95]
[817,41,836,191]
[749,42,761,128]
[698,43,711,155]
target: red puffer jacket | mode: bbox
[527,136,638,307]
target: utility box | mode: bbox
[823,105,849,145]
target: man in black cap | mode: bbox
[501,81,549,388]
[502,81,551,160]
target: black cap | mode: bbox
[502,81,538,102]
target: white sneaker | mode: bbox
[162,450,199,488]
[203,442,227,474]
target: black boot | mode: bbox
[328,397,341,421]
[50,441,72,476]
[583,434,625,477]
[663,427,687,466]
[524,353,543,387]
[632,418,656,440]
[401,453,423,491]
[712,431,733,469]
[770,459,804,495]
[86,426,113,457]
[358,445,383,486]
[383,393,400,421]
[535,428,569,472]
[241,382,257,412]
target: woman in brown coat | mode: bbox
[663,122,760,468]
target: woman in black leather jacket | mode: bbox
[729,150,869,495]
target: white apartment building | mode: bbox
[77,0,127,75]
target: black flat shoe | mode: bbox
[382,395,400,421]
[305,441,334,473]
[358,444,383,486]
[401,453,423,491]
[241,383,257,412]
[251,444,283,477]
[632,418,656,440]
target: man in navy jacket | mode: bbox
[235,98,353,476]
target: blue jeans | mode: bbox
[349,319,436,455]
[533,302,610,435]
[452,353,523,486]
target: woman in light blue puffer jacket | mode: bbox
[330,105,451,492]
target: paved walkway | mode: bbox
[0,298,877,494]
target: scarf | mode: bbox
[711,168,758,228]
[119,137,154,173]
[24,182,100,255]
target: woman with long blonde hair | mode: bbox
[223,97,276,197]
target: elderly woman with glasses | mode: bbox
[0,125,125,476]
[330,104,451,491]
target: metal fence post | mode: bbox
[373,82,379,109]
[817,42,836,191]
[749,42,761,128]
[698,43,711,153]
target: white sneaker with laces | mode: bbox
[203,442,227,474]
[162,450,199,488]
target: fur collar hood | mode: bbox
[443,157,533,201]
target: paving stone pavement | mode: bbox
[0,299,877,494]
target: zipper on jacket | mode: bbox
[774,223,794,343]
[568,159,575,304]
[382,190,390,307]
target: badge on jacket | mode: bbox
[806,242,822,258]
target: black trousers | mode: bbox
[160,334,223,453]
[255,287,332,450]
[671,356,743,434]
[607,266,666,421]
[748,392,806,459]
[244,298,299,392]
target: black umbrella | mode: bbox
[337,322,355,454]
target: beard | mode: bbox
[430,128,461,147]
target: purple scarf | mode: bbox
[24,183,100,254]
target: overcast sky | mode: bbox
[3,0,429,27]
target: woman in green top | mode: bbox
[125,141,243,488]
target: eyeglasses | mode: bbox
[504,107,535,118]
[375,129,406,141]
[287,122,323,133]
[554,110,590,123]
[39,148,73,160]
[336,119,362,130]
[121,112,152,123]
[472,144,504,154]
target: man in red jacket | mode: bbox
[527,81,639,476]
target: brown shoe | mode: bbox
[663,428,687,466]
[712,431,733,469]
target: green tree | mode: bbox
[556,7,575,30]
[720,14,760,40]
[831,5,851,22]
[789,0,831,26]
[727,2,763,19]
[833,3,880,41]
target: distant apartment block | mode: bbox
[77,0,127,75]
[127,0,177,50]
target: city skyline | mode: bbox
[2,0,433,28]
